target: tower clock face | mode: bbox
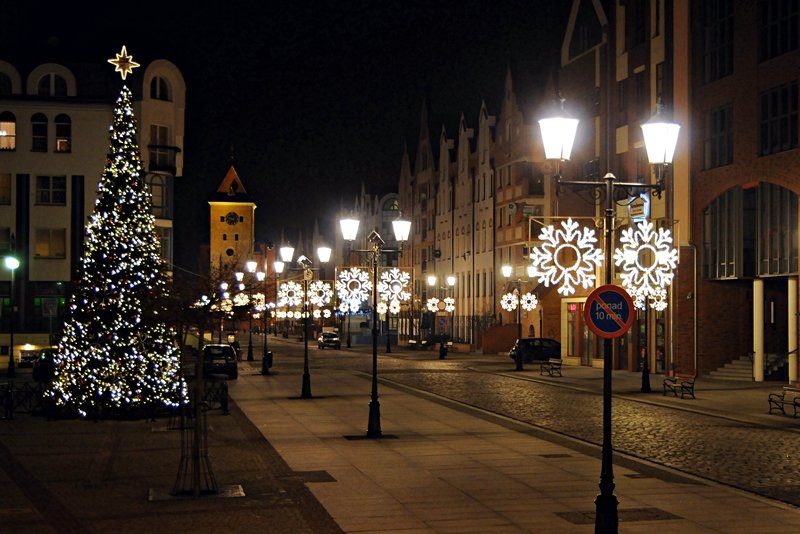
[225,211,239,226]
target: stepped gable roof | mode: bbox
[209,165,254,203]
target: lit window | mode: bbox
[55,114,71,152]
[31,113,47,152]
[0,111,16,150]
[36,175,67,205]
[35,228,66,258]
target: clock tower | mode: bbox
[209,165,257,274]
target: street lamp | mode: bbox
[255,269,273,375]
[340,214,410,438]
[245,260,258,361]
[4,255,19,378]
[340,218,358,348]
[538,101,679,533]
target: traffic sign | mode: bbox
[584,285,634,339]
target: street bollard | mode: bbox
[261,351,273,375]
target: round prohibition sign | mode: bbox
[584,284,635,339]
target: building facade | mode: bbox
[0,56,185,362]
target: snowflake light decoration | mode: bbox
[529,218,604,296]
[377,267,411,308]
[233,292,250,307]
[277,281,304,307]
[308,280,333,307]
[377,302,388,314]
[336,267,372,310]
[520,292,539,311]
[323,309,332,318]
[389,301,400,314]
[613,220,678,310]
[312,309,322,319]
[500,293,518,311]
[276,310,287,319]
[443,297,455,313]
[426,298,440,312]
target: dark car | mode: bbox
[32,348,57,383]
[202,344,238,379]
[317,332,341,350]
[508,338,561,363]
[19,349,39,368]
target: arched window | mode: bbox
[55,114,71,152]
[0,111,16,150]
[0,73,11,96]
[31,113,47,152]
[382,197,399,211]
[37,74,67,97]
[146,174,167,218]
[150,76,172,101]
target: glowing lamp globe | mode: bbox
[538,115,579,161]
[340,218,360,241]
[279,246,295,263]
[4,256,19,270]
[392,215,411,242]
[641,113,680,165]
[273,260,285,274]
[501,264,513,278]
[427,275,437,287]
[317,246,332,263]
[446,275,456,287]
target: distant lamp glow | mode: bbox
[427,275,437,287]
[526,265,536,278]
[279,245,295,263]
[340,218,360,241]
[317,246,332,264]
[446,275,456,287]
[392,214,411,242]
[4,256,20,270]
[641,109,680,165]
[246,260,257,273]
[219,282,229,291]
[538,101,579,161]
[273,260,285,274]
[501,264,513,278]
[256,271,266,282]
[234,272,244,282]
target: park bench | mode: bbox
[539,358,563,377]
[663,373,696,399]
[446,340,457,352]
[768,386,800,418]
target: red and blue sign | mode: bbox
[584,285,634,339]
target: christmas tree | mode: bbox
[48,49,184,417]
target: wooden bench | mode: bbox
[663,374,696,399]
[539,358,563,377]
[446,341,457,352]
[768,386,800,418]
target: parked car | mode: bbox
[202,344,238,379]
[19,349,39,368]
[317,332,341,350]
[32,347,57,383]
[508,338,561,363]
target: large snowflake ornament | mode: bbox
[529,218,604,296]
[520,292,539,311]
[377,268,411,307]
[336,267,372,310]
[426,298,440,312]
[500,293,518,311]
[308,280,333,307]
[613,220,678,310]
[277,281,304,308]
[443,297,455,313]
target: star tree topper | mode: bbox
[108,46,141,80]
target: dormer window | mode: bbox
[150,76,172,101]
[37,73,67,97]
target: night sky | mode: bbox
[3,1,570,272]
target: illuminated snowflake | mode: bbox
[377,302,388,314]
[312,309,321,319]
[426,298,440,312]
[500,293,518,311]
[251,292,266,310]
[529,218,604,296]
[220,298,233,313]
[443,297,455,313]
[308,280,333,307]
[520,293,539,311]
[613,220,678,310]
[323,308,332,318]
[378,267,411,307]
[233,292,250,307]
[276,310,287,319]
[277,281,304,307]
[336,267,372,310]
[389,301,400,314]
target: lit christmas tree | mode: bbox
[47,47,184,417]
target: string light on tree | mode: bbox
[529,218,603,296]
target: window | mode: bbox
[617,80,628,126]
[701,0,734,83]
[155,226,172,262]
[149,124,175,170]
[703,105,733,169]
[31,113,47,152]
[0,73,11,95]
[759,0,799,61]
[758,182,798,275]
[222,234,227,241]
[55,114,71,152]
[149,76,172,101]
[0,227,9,252]
[759,81,798,156]
[0,112,16,151]
[146,174,167,218]
[37,74,67,97]
[637,72,648,119]
[655,63,665,104]
[0,173,10,204]
[35,228,66,258]
[36,175,67,205]
[629,0,647,46]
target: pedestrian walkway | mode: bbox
[231,353,800,533]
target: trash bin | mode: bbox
[261,351,273,375]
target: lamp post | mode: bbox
[427,275,437,340]
[4,254,19,378]
[245,260,258,361]
[539,101,679,533]
[341,214,411,438]
[255,270,273,374]
[279,244,294,337]
[218,281,229,343]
